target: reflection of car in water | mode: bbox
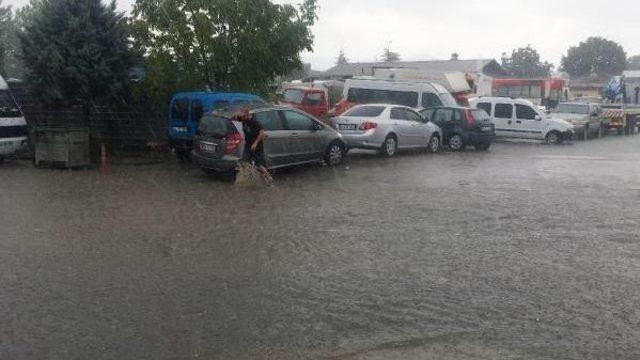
[334,104,443,157]
[552,102,608,140]
[0,76,28,163]
[420,107,495,151]
[191,105,346,175]
[168,92,267,161]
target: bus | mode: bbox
[0,75,28,163]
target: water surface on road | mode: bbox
[1,137,640,359]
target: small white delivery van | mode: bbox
[0,75,28,162]
[469,97,574,144]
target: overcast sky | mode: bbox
[5,0,639,71]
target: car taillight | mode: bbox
[359,122,378,131]
[464,109,475,127]
[224,132,242,154]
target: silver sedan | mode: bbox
[334,104,442,156]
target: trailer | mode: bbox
[601,104,640,135]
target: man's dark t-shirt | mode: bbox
[242,117,264,153]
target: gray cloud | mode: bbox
[5,0,639,70]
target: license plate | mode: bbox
[482,126,493,132]
[339,124,357,130]
[173,127,188,133]
[201,143,218,152]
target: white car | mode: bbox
[335,104,442,156]
[470,97,574,144]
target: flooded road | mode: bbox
[2,137,640,359]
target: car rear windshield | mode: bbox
[198,115,232,136]
[343,106,386,117]
[553,104,589,114]
[471,109,491,122]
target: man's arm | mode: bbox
[251,130,266,151]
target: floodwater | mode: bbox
[1,137,640,359]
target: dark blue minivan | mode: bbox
[168,92,267,160]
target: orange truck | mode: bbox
[279,87,330,118]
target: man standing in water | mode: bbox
[234,108,273,183]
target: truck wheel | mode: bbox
[546,131,562,145]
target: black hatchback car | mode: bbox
[420,106,495,151]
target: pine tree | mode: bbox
[336,48,348,65]
[381,47,400,62]
[20,0,135,108]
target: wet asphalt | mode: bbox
[1,136,640,359]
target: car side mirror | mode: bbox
[312,123,324,131]
[535,115,542,121]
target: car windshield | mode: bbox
[343,105,385,117]
[0,90,22,118]
[554,104,590,114]
[282,89,304,104]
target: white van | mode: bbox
[342,78,458,111]
[469,97,574,144]
[0,76,28,162]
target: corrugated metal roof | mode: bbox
[322,59,502,78]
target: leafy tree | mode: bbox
[381,47,400,62]
[19,0,135,109]
[501,45,553,78]
[0,2,31,79]
[130,0,318,101]
[0,0,10,77]
[336,48,348,65]
[561,37,627,77]
[450,52,459,61]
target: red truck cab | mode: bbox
[279,87,328,117]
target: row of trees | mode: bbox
[335,47,400,65]
[0,0,318,112]
[335,37,632,80]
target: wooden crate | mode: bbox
[34,127,90,168]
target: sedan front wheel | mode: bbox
[427,134,440,153]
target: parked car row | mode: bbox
[191,102,497,177]
[167,84,634,178]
